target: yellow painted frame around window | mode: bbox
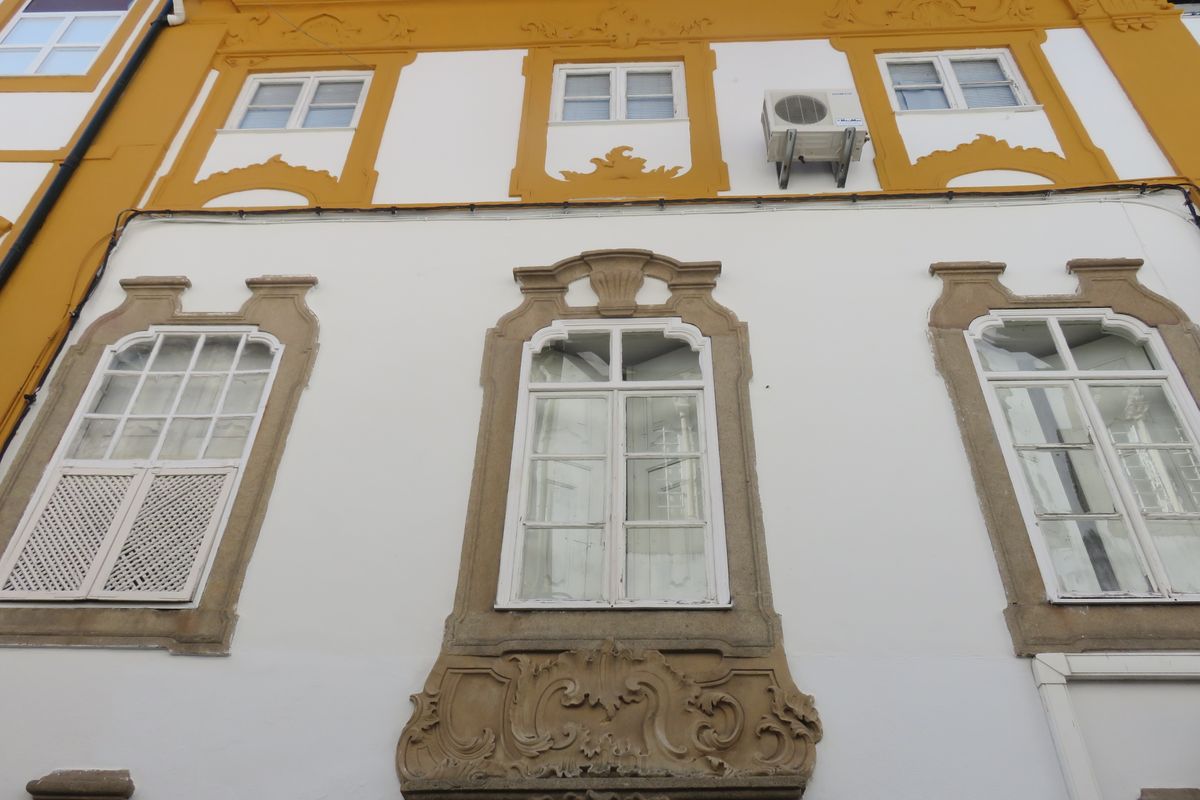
[509,42,729,202]
[0,0,155,93]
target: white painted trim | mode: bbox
[878,48,1037,113]
[550,62,687,123]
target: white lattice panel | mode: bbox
[99,471,231,598]
[0,473,133,595]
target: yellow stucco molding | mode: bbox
[824,0,1036,30]
[558,146,686,194]
[221,8,417,52]
[0,216,11,237]
[173,155,343,207]
[520,4,712,49]
[913,135,1075,186]
[1066,0,1178,32]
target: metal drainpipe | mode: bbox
[0,0,178,293]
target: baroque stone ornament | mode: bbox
[522,4,711,48]
[398,642,821,799]
[221,9,416,51]
[825,0,1034,28]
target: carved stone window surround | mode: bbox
[0,274,318,654]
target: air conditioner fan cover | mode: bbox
[773,94,828,125]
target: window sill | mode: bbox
[549,117,690,126]
[894,104,1044,115]
[1050,595,1200,605]
[495,600,733,610]
[215,126,359,134]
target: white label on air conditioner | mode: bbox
[835,117,864,126]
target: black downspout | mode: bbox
[0,0,174,293]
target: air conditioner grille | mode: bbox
[774,94,828,125]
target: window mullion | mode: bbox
[612,388,625,605]
[937,56,967,109]
[288,77,316,129]
[79,466,152,598]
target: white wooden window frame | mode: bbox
[968,308,1200,603]
[225,70,373,131]
[496,318,730,609]
[0,0,130,76]
[550,62,687,123]
[0,325,282,604]
[878,48,1038,113]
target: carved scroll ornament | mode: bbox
[825,0,1034,28]
[398,642,821,798]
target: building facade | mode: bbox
[1,1,1200,798]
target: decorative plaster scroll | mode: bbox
[521,4,711,48]
[156,154,376,209]
[1068,0,1175,31]
[221,9,416,51]
[913,135,1072,187]
[558,147,686,197]
[398,642,820,797]
[825,0,1034,28]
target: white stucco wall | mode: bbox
[196,129,356,182]
[895,108,1062,162]
[545,119,692,180]
[0,162,51,242]
[1184,14,1200,45]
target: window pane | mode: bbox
[1040,519,1150,594]
[159,417,211,460]
[236,340,274,371]
[249,82,302,107]
[59,15,119,43]
[531,333,610,382]
[564,73,609,97]
[1061,321,1153,370]
[3,17,60,44]
[239,108,291,129]
[896,88,951,110]
[130,374,182,414]
[204,418,251,458]
[0,50,38,74]
[627,97,674,120]
[311,80,363,104]
[1017,449,1114,514]
[68,418,117,459]
[626,396,701,453]
[194,335,239,371]
[221,373,266,414]
[625,527,708,602]
[995,386,1089,445]
[1090,385,1188,444]
[149,335,197,371]
[1147,520,1200,593]
[1117,449,1200,514]
[301,106,355,128]
[952,58,1006,83]
[109,339,153,371]
[888,61,940,85]
[976,321,1063,371]
[562,99,610,121]
[962,85,1019,108]
[627,457,704,521]
[176,375,224,415]
[518,528,604,601]
[626,71,672,96]
[90,374,138,414]
[111,418,164,459]
[526,460,606,523]
[36,47,97,74]
[532,397,607,455]
[622,331,700,380]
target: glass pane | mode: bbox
[564,73,609,97]
[109,339,152,371]
[239,108,290,129]
[952,58,1006,83]
[111,418,163,459]
[627,97,674,120]
[962,85,1019,108]
[627,457,704,521]
[888,61,940,85]
[90,374,138,414]
[36,47,96,74]
[976,321,1063,371]
[562,98,610,121]
[176,375,224,415]
[896,88,951,110]
[622,332,701,380]
[1040,519,1150,594]
[526,459,606,523]
[221,373,267,414]
[204,417,251,458]
[1090,385,1188,444]
[996,386,1089,445]
[67,418,117,459]
[531,333,610,382]
[626,71,672,96]
[236,340,274,371]
[1060,322,1153,370]
[1117,449,1200,514]
[159,417,211,460]
[311,80,362,104]
[1147,520,1200,593]
[302,106,355,128]
[130,374,181,414]
[0,49,38,74]
[1017,449,1114,514]
[626,396,701,453]
[59,15,118,43]
[149,334,197,371]
[194,335,239,371]
[625,527,708,602]
[532,397,607,455]
[518,527,604,601]
[3,17,60,44]
[250,82,302,106]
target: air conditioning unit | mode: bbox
[762,89,868,188]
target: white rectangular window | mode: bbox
[552,62,686,123]
[230,72,371,130]
[0,0,131,76]
[0,327,281,602]
[497,319,729,608]
[880,49,1031,111]
[970,310,1200,601]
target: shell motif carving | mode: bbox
[397,643,822,794]
[587,257,646,316]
